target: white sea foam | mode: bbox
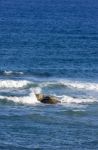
[4,71,13,75]
[4,70,24,75]
[60,80,98,91]
[0,89,39,105]
[0,80,31,89]
[60,95,97,104]
[0,78,97,105]
[40,80,98,92]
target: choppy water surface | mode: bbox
[0,0,98,149]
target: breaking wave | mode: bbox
[0,89,40,105]
[0,80,31,89]
[39,79,98,104]
[0,78,98,105]
[61,80,98,91]
[39,80,98,92]
[60,95,97,104]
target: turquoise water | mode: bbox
[0,0,98,149]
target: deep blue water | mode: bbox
[0,0,98,149]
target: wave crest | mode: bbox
[0,80,31,89]
[4,70,24,75]
[39,80,98,91]
[60,95,97,104]
[0,90,39,105]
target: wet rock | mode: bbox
[36,94,60,104]
[36,94,44,101]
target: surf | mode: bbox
[0,88,40,105]
[0,78,98,105]
[0,80,31,89]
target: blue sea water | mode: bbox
[0,0,98,149]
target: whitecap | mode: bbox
[40,79,98,92]
[60,95,97,104]
[4,70,24,75]
[0,89,39,105]
[0,80,31,89]
[60,80,98,91]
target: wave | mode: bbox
[61,80,98,91]
[0,80,31,89]
[4,71,24,75]
[0,89,40,105]
[39,80,98,92]
[0,70,51,77]
[60,95,97,104]
[0,93,97,105]
[0,78,98,105]
[0,70,24,76]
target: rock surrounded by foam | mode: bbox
[36,94,60,104]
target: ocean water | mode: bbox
[0,0,98,149]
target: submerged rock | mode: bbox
[36,94,60,104]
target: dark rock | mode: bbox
[36,94,60,104]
